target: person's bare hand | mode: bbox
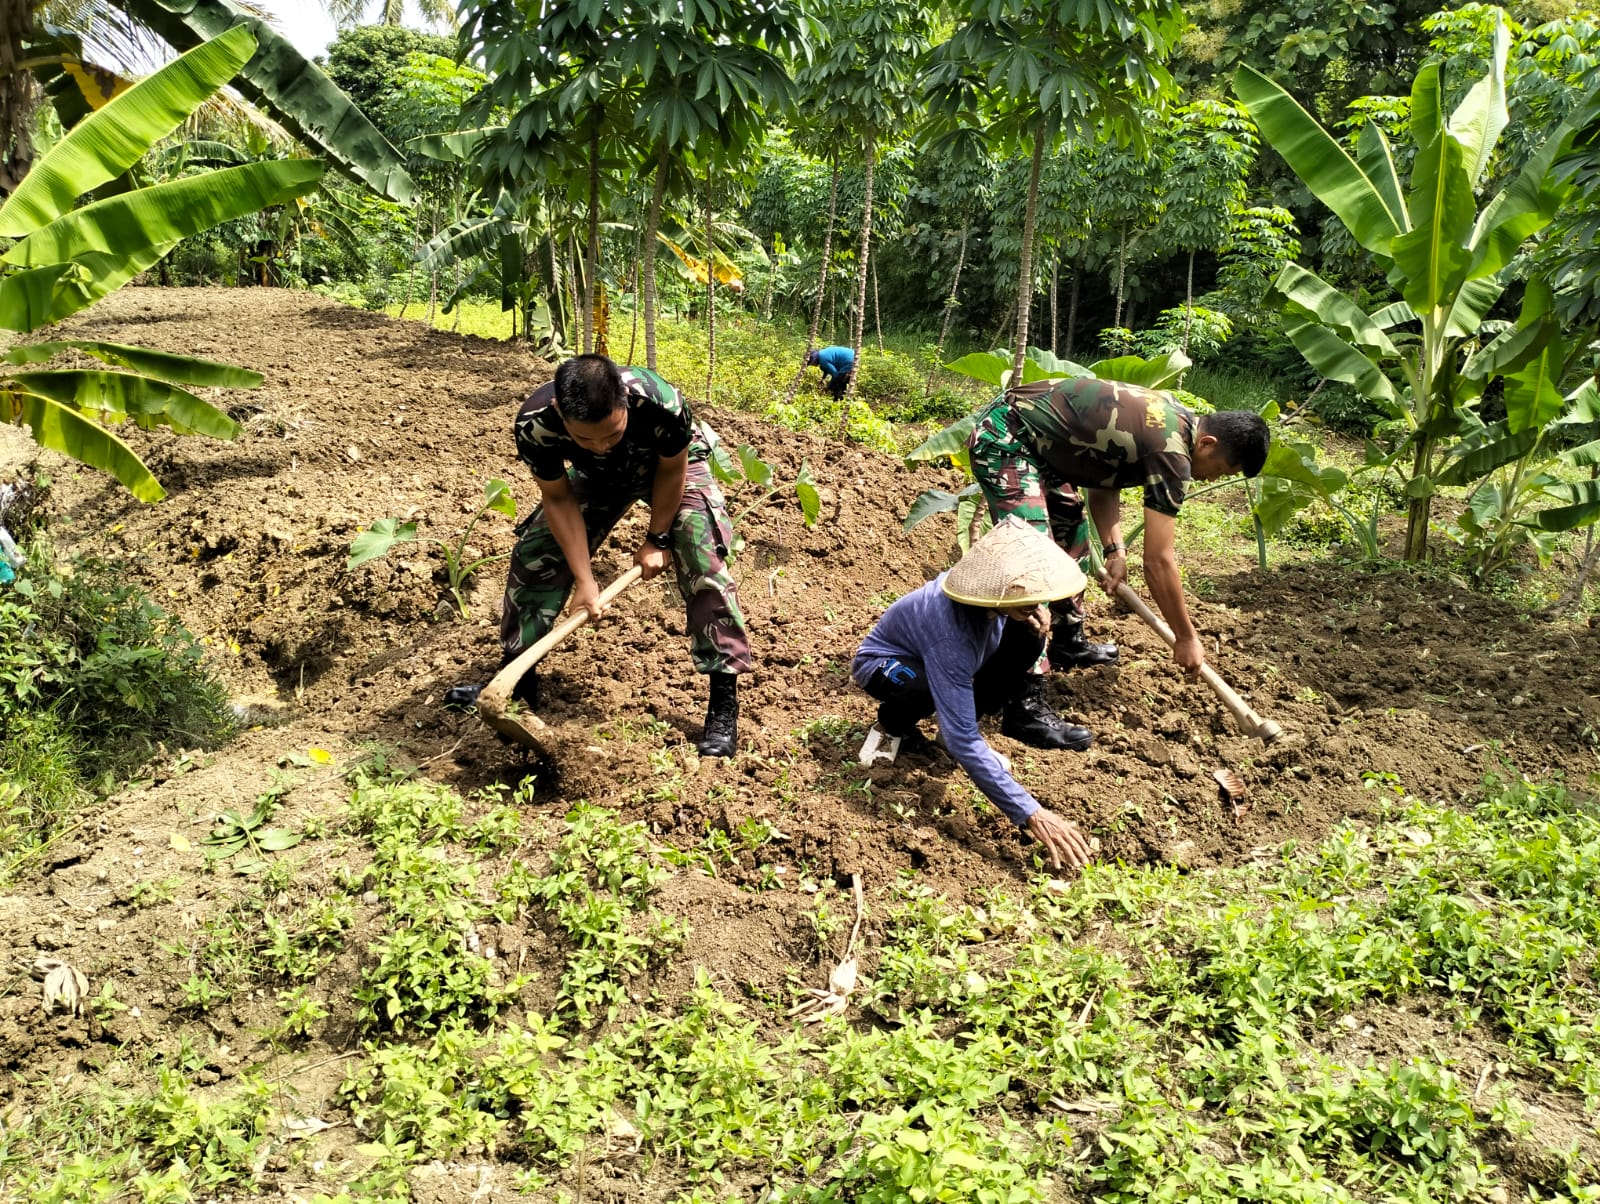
[1103,549,1129,591]
[1025,808,1093,872]
[1173,634,1205,678]
[571,576,606,620]
[1019,603,1051,639]
[634,541,670,582]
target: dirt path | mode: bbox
[4,289,1599,1181]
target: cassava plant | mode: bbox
[348,478,517,619]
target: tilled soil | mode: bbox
[4,289,1599,1187]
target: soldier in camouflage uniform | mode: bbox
[969,376,1268,679]
[446,354,751,756]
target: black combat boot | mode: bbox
[443,666,539,710]
[1001,677,1094,751]
[1047,618,1119,670]
[698,671,739,757]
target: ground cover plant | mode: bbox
[6,759,1600,1201]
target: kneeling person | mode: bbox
[852,518,1095,871]
[449,355,751,756]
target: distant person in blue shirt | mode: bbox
[852,517,1096,872]
[804,345,855,402]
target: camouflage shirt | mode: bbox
[1006,377,1197,518]
[514,366,714,487]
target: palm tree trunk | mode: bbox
[783,155,840,405]
[1008,130,1047,387]
[627,257,641,366]
[841,131,876,434]
[1066,250,1082,357]
[704,169,716,403]
[583,120,600,355]
[927,219,969,392]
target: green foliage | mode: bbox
[1236,16,1586,560]
[348,477,517,619]
[0,29,301,501]
[0,536,231,880]
[321,24,458,131]
[709,442,820,559]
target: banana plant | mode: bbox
[1437,375,1600,581]
[1,28,322,501]
[1234,12,1581,561]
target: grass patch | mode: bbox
[18,769,1600,1201]
[0,535,234,883]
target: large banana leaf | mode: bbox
[1443,276,1506,340]
[2,340,262,387]
[1503,342,1566,435]
[1274,263,1397,355]
[1283,322,1398,404]
[420,206,526,273]
[1434,422,1540,486]
[1461,316,1555,382]
[1368,301,1417,330]
[0,265,75,333]
[1233,65,1403,256]
[0,28,254,240]
[905,412,981,467]
[6,371,240,438]
[1,385,165,502]
[1532,479,1600,532]
[1560,440,1600,469]
[1356,123,1406,234]
[1467,113,1578,281]
[1450,14,1510,187]
[1392,72,1477,315]
[903,488,960,533]
[43,243,177,329]
[1087,350,1192,389]
[119,0,415,204]
[4,160,323,267]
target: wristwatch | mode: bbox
[645,530,673,550]
[1103,542,1127,557]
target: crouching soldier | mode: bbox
[852,517,1096,872]
[447,354,750,756]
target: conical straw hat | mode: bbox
[942,516,1087,606]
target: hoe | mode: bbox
[475,565,644,754]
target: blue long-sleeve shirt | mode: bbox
[851,574,1039,827]
[814,345,855,383]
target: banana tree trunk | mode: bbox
[783,155,840,406]
[1008,130,1047,388]
[841,130,876,434]
[927,219,970,392]
[1403,433,1434,561]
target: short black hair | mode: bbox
[554,354,625,424]
[1199,410,1270,478]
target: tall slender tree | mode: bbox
[924,0,1185,385]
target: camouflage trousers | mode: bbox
[968,398,1089,623]
[500,461,752,676]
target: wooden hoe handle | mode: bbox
[1099,572,1283,745]
[478,565,645,716]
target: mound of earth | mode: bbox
[2,290,1598,1163]
[10,289,1600,884]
